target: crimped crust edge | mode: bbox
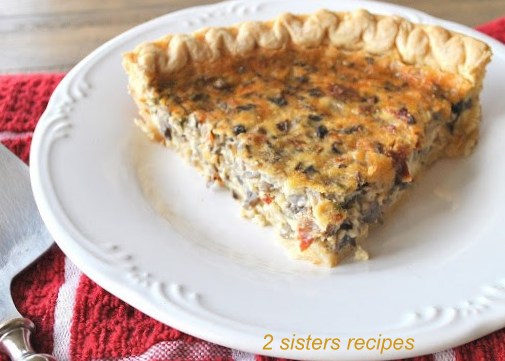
[123,8,492,95]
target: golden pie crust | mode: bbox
[124,9,490,91]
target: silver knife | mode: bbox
[0,144,56,361]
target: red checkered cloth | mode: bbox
[0,17,504,361]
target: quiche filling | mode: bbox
[124,9,491,266]
[148,49,475,260]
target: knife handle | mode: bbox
[0,318,56,361]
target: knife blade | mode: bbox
[0,143,56,361]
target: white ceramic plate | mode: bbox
[30,1,505,360]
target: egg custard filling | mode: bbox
[123,9,491,266]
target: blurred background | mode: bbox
[1,0,504,73]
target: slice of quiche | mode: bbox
[123,9,491,267]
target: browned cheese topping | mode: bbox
[156,46,472,196]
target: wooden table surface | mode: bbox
[1,0,504,74]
